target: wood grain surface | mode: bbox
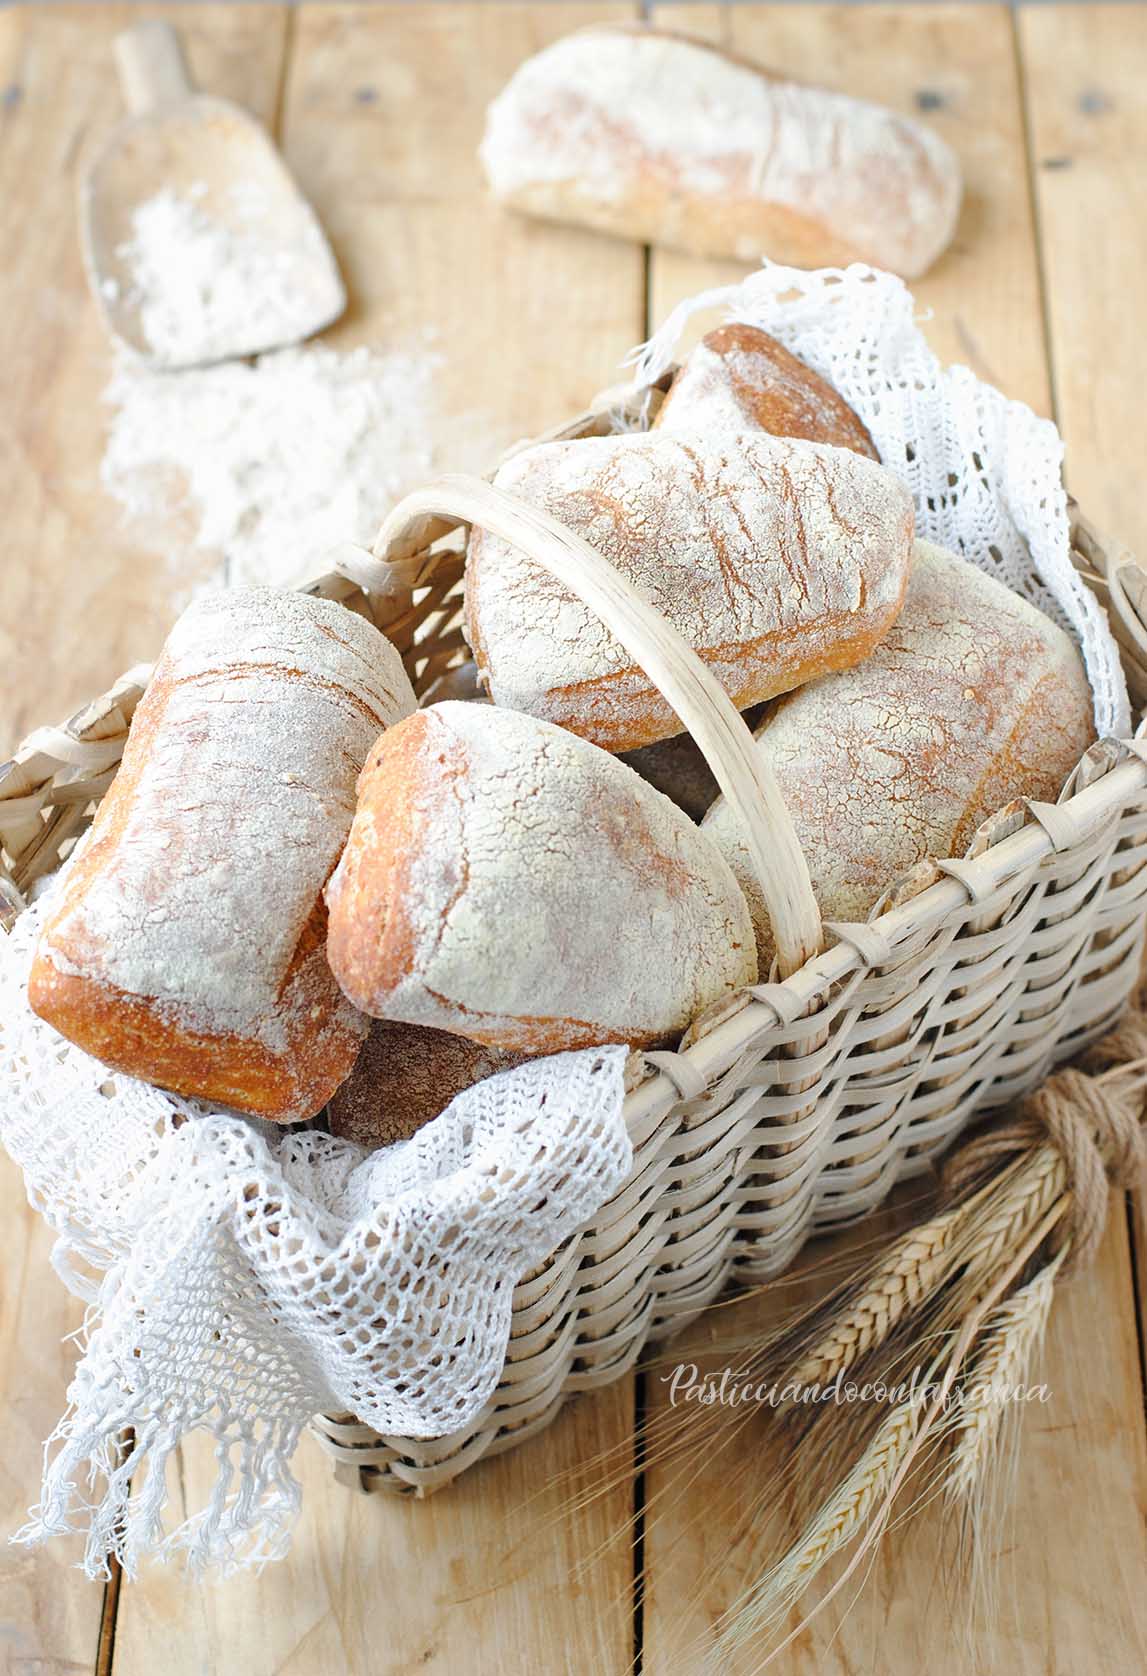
[2,6,1145,1674]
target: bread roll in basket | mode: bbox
[2,371,1146,1496]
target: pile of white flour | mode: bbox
[112,182,338,367]
[101,338,492,597]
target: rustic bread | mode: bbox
[28,589,416,1122]
[328,1019,524,1150]
[653,323,879,459]
[703,542,1096,963]
[325,702,757,1052]
[465,430,915,751]
[480,25,961,278]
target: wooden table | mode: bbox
[3,5,1147,1671]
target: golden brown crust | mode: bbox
[704,542,1097,963]
[466,432,915,754]
[28,918,342,1118]
[522,601,909,752]
[654,324,880,459]
[325,714,448,1023]
[325,713,656,1052]
[27,592,412,1123]
[480,26,961,277]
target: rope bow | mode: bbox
[942,998,1147,1272]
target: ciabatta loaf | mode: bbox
[480,26,961,277]
[29,590,416,1121]
[465,431,914,751]
[325,702,757,1053]
[654,323,879,459]
[703,543,1096,963]
[328,1019,524,1150]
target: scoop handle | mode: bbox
[115,21,195,115]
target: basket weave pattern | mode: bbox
[3,393,1147,1496]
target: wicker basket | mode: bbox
[3,374,1147,1498]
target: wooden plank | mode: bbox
[642,5,1147,1670]
[0,3,289,753]
[112,1381,637,1675]
[1018,0,1147,1438]
[109,6,643,1671]
[280,1,646,441]
[0,1154,106,1675]
[0,10,288,1676]
[1019,5,1147,576]
[641,1210,1147,1673]
[649,2,1051,416]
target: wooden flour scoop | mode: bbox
[81,20,345,369]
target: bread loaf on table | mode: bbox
[328,1019,524,1150]
[703,542,1096,964]
[653,323,879,460]
[325,702,757,1053]
[480,26,961,278]
[29,589,417,1122]
[465,430,914,752]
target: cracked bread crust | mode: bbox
[324,702,757,1052]
[704,541,1096,963]
[465,430,914,751]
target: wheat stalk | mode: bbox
[715,1196,1069,1669]
[786,1206,965,1392]
[945,1252,1062,1504]
[959,1144,1065,1282]
[715,1387,926,1654]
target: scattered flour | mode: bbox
[115,181,341,367]
[101,339,493,598]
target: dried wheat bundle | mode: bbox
[552,987,1147,1669]
[714,991,1147,1662]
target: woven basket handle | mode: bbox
[373,474,823,977]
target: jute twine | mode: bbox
[941,994,1147,1274]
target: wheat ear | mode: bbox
[715,1390,926,1654]
[945,1252,1062,1504]
[786,1205,965,1391]
[959,1144,1065,1282]
[718,1197,1068,1669]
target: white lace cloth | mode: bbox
[0,262,1127,1580]
[631,263,1129,737]
[0,889,632,1576]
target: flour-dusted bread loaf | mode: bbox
[480,26,961,278]
[328,1019,524,1150]
[703,542,1096,964]
[465,431,914,751]
[325,702,757,1052]
[654,323,879,460]
[28,589,417,1121]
